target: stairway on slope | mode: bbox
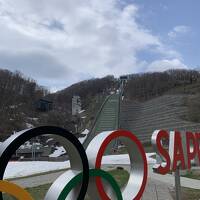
[120,94,200,144]
[94,94,119,134]
[83,93,120,149]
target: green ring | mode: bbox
[58,169,123,200]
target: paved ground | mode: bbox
[8,164,200,199]
[11,173,174,200]
[142,178,173,200]
[141,165,174,200]
[148,165,200,190]
[10,165,175,200]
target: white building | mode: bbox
[72,95,81,116]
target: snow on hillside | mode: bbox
[49,146,66,157]
[19,141,41,149]
[4,153,155,179]
[4,161,70,179]
[102,153,156,165]
[46,138,53,143]
[78,110,85,114]
[78,129,89,143]
[26,123,34,129]
[48,129,90,158]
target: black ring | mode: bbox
[0,126,89,200]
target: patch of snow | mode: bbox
[4,161,70,179]
[102,153,156,165]
[9,105,18,109]
[118,145,125,149]
[49,146,66,157]
[78,110,85,114]
[19,142,41,150]
[19,141,32,149]
[4,153,156,179]
[102,154,130,165]
[78,129,89,144]
[27,117,39,121]
[26,123,34,129]
[146,153,156,164]
[82,129,89,135]
[46,138,54,143]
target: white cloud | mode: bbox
[0,0,187,90]
[146,58,188,72]
[168,25,191,38]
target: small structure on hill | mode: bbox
[120,75,129,82]
[119,75,129,98]
[36,99,53,112]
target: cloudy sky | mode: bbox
[0,0,199,91]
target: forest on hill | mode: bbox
[124,69,200,101]
[0,69,117,139]
[0,68,200,139]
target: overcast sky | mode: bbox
[0,0,199,91]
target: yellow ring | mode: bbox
[0,180,33,200]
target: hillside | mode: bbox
[120,94,200,144]
[0,68,200,141]
[124,69,200,101]
[0,69,48,139]
[0,70,117,139]
[120,71,200,144]
[47,75,117,119]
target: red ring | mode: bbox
[95,130,148,200]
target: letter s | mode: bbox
[151,130,171,174]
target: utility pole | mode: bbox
[32,141,36,161]
[174,166,181,200]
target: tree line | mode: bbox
[0,69,48,138]
[124,69,200,101]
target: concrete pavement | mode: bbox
[8,165,174,200]
[142,178,173,200]
[148,164,200,190]
[7,164,200,200]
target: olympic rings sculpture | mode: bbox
[0,126,148,200]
